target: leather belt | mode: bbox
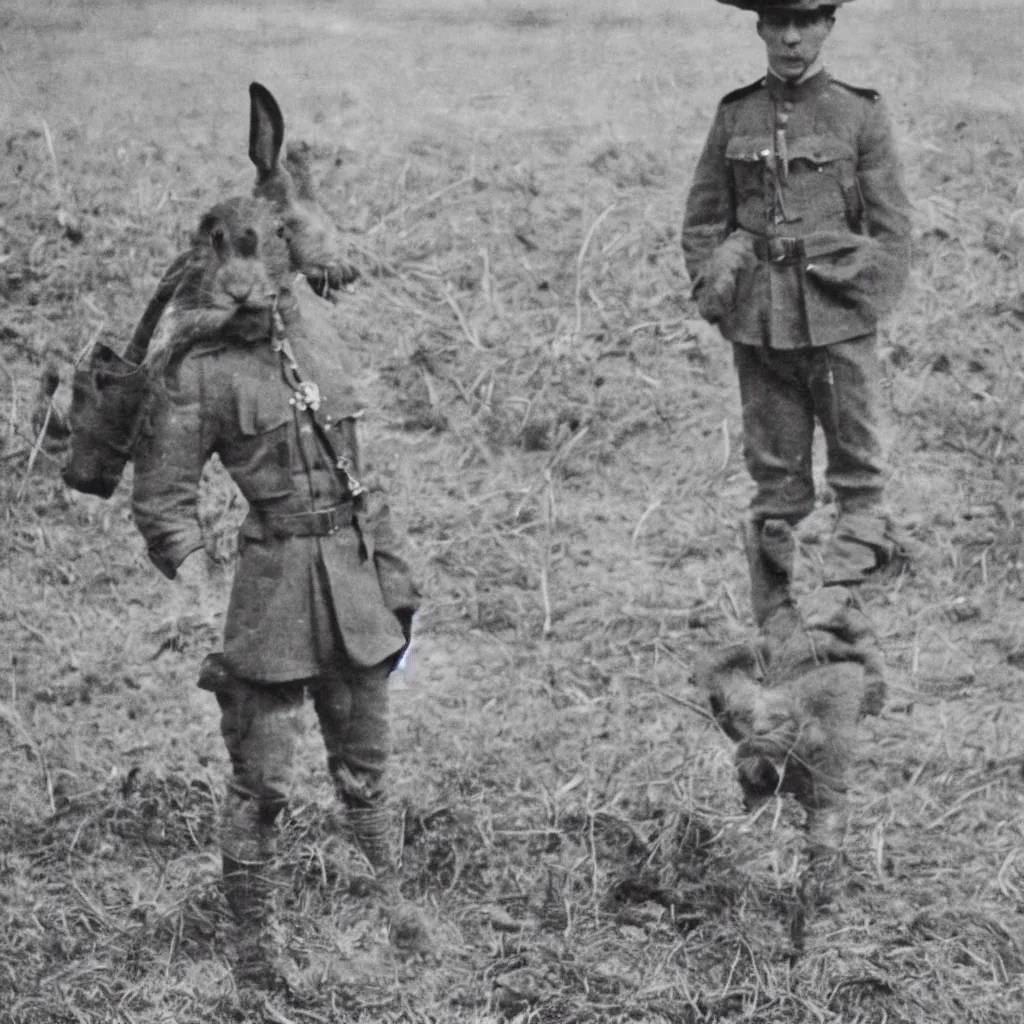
[753,236,805,265]
[256,503,354,538]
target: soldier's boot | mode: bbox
[346,803,432,954]
[220,796,297,995]
[222,854,295,993]
[801,801,850,910]
[822,511,904,586]
[745,518,799,642]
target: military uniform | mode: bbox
[683,16,912,590]
[132,280,421,984]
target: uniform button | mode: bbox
[782,101,794,112]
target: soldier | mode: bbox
[131,195,424,993]
[683,0,913,632]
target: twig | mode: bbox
[15,399,54,501]
[259,1001,304,1024]
[442,283,483,350]
[631,500,663,547]
[651,687,717,725]
[574,203,615,340]
[15,613,54,647]
[40,117,62,192]
[925,778,1005,830]
[539,470,555,636]
[588,809,599,925]
[368,174,476,234]
[0,361,17,445]
[0,702,56,813]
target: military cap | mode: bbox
[716,0,853,10]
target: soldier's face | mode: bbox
[757,11,834,82]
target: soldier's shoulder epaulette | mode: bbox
[830,78,881,102]
[720,78,766,106]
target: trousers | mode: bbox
[732,336,887,526]
[216,660,392,865]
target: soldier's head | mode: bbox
[719,1,843,83]
[758,5,835,82]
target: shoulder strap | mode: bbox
[830,78,880,102]
[272,317,365,498]
[721,78,765,106]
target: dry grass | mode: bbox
[2,1,1024,1021]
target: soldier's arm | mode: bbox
[856,97,913,314]
[131,358,214,579]
[682,106,734,300]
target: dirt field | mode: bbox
[2,1,1024,1021]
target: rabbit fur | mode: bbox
[696,586,885,814]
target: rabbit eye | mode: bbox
[276,223,286,238]
[210,225,227,251]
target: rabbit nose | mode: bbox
[225,280,255,304]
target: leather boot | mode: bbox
[220,794,296,994]
[744,518,799,641]
[222,854,296,993]
[822,511,902,586]
[802,804,849,910]
[346,804,431,954]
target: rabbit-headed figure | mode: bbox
[61,82,356,498]
[125,187,424,992]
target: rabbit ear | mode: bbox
[249,83,285,179]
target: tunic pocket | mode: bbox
[785,135,856,226]
[230,381,295,501]
[725,134,771,210]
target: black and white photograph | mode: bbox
[1,1,1022,1020]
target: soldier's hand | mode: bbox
[698,230,756,323]
[696,284,728,324]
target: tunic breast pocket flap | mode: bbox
[725,135,774,216]
[786,135,859,225]
[237,382,293,436]
[232,382,295,501]
[786,136,856,184]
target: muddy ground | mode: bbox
[2,1,1024,1021]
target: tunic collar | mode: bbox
[765,66,830,102]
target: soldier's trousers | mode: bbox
[216,660,392,867]
[733,335,887,526]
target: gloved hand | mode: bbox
[696,229,756,324]
[394,609,415,647]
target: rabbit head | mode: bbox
[144,196,291,374]
[179,196,289,331]
[249,82,357,296]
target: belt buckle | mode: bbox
[774,237,802,264]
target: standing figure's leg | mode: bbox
[216,675,304,990]
[734,344,815,635]
[313,658,430,950]
[734,344,818,527]
[809,336,897,583]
